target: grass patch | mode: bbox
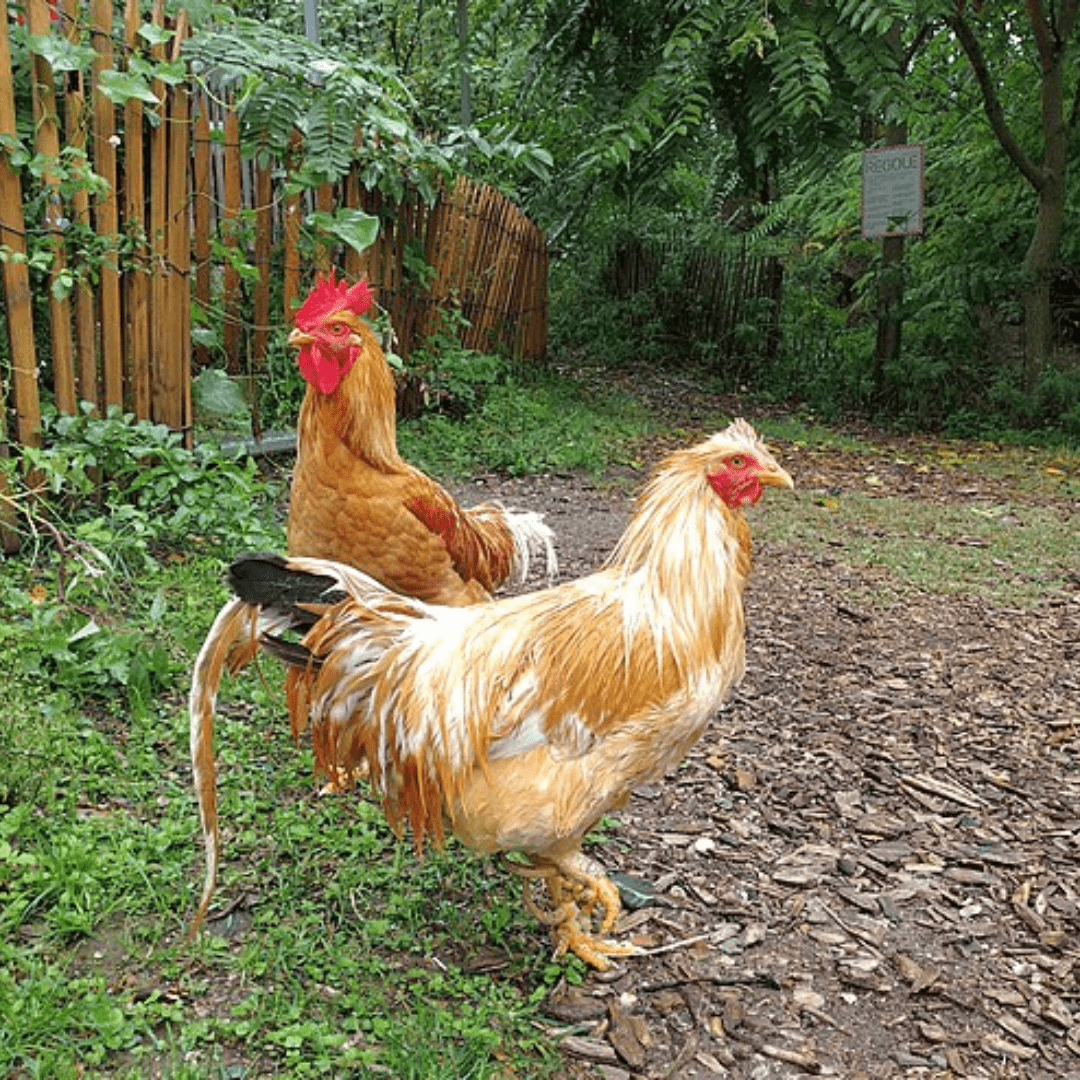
[400,366,653,478]
[0,552,573,1077]
[765,489,1077,607]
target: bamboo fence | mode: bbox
[0,4,550,455]
[607,237,783,363]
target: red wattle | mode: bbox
[299,344,354,395]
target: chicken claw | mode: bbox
[317,761,369,796]
[550,920,640,972]
[504,853,638,970]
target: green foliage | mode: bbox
[3,405,284,572]
[400,365,651,478]
[256,332,309,431]
[405,306,509,419]
[191,367,252,432]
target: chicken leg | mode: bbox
[504,852,639,971]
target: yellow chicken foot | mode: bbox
[503,853,639,971]
[573,872,622,935]
[549,915,640,972]
[501,856,577,927]
[521,877,578,929]
[317,761,370,796]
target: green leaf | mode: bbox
[137,23,177,47]
[96,70,160,107]
[129,56,189,87]
[305,209,379,255]
[28,33,97,72]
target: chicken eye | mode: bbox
[331,324,348,336]
[729,455,746,469]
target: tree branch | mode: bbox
[946,12,1046,191]
[1025,0,1055,71]
[902,22,938,77]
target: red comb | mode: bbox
[294,271,375,331]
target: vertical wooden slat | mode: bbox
[314,181,334,273]
[0,8,41,450]
[90,0,122,409]
[147,0,168,421]
[221,105,242,372]
[252,154,272,364]
[343,147,366,282]
[28,0,76,414]
[165,10,191,441]
[281,127,302,320]
[0,13,37,550]
[64,0,98,410]
[191,97,211,369]
[124,0,150,419]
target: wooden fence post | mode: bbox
[191,97,212,370]
[124,0,150,419]
[314,181,334,273]
[0,11,38,550]
[252,152,272,364]
[222,105,242,372]
[282,128,302,321]
[165,10,192,441]
[0,11,41,449]
[28,0,76,414]
[91,0,123,410]
[64,0,99,412]
[148,0,168,421]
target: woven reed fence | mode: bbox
[0,2,548,458]
[607,237,783,364]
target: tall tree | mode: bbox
[946,0,1078,380]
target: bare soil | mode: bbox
[449,365,1080,1079]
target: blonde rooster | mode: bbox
[189,420,793,967]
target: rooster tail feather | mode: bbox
[187,597,257,940]
[504,508,558,585]
[228,551,346,610]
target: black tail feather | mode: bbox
[260,633,323,671]
[228,552,346,610]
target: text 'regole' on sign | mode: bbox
[861,144,925,240]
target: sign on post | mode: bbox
[861,144,924,239]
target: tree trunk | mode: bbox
[1020,29,1068,385]
[870,22,908,412]
[1022,178,1063,385]
[948,1,1076,387]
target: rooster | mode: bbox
[285,273,556,606]
[189,420,793,967]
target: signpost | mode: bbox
[863,142,924,406]
[862,144,924,239]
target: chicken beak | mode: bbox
[756,464,795,490]
[287,327,313,349]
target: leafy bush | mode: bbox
[5,404,283,571]
[0,407,285,721]
[406,308,514,419]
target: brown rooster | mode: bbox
[285,273,556,605]
[189,420,793,967]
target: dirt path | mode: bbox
[451,374,1080,1079]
